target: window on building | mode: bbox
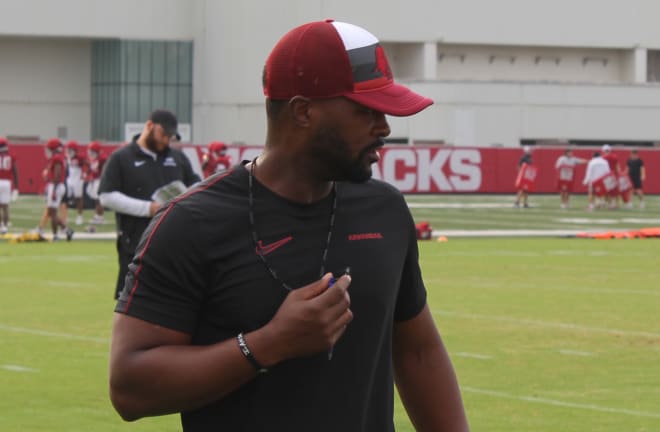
[91,39,193,141]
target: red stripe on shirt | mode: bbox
[123,169,235,312]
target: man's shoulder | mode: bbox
[340,178,405,201]
[107,142,137,160]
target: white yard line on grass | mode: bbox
[0,324,108,344]
[1,277,97,289]
[462,386,660,419]
[454,352,493,360]
[559,349,594,357]
[1,364,39,373]
[408,203,518,209]
[433,310,660,340]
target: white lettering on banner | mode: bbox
[416,149,451,191]
[187,146,482,193]
[450,149,482,191]
[383,149,416,191]
[375,148,482,193]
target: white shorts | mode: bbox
[66,177,84,199]
[46,183,67,208]
[0,179,10,205]
[86,179,100,200]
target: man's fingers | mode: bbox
[328,311,353,345]
[294,273,333,300]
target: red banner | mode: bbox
[8,143,660,194]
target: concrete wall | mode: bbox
[3,0,660,145]
[0,37,91,141]
[0,0,193,40]
[406,81,660,146]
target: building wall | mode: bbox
[2,0,660,145]
[0,37,91,141]
[0,0,193,40]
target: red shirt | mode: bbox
[603,153,620,174]
[203,155,231,178]
[0,152,17,183]
[46,154,66,183]
[85,156,106,181]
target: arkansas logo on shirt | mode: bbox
[163,157,177,167]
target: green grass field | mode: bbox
[1,195,659,431]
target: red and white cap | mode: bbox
[264,20,433,117]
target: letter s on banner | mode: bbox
[449,149,482,191]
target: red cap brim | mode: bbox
[343,83,433,117]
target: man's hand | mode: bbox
[263,273,353,363]
[149,201,162,216]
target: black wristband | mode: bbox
[237,333,268,374]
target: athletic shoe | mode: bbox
[0,225,7,234]
[625,202,633,209]
[75,215,83,225]
[91,214,105,224]
[640,202,646,209]
[560,203,567,209]
[65,227,74,242]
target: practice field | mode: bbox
[1,237,659,431]
[3,193,659,237]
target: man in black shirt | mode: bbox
[626,149,646,209]
[99,109,200,299]
[109,20,469,431]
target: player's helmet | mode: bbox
[209,141,227,155]
[47,138,62,151]
[65,140,79,157]
[45,138,63,158]
[88,141,102,157]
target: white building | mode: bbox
[1,0,660,147]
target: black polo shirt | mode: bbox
[99,138,200,253]
[116,165,427,431]
[627,158,644,181]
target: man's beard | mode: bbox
[145,129,165,154]
[311,128,383,183]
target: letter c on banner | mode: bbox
[383,149,416,192]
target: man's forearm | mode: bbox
[100,192,151,217]
[110,317,282,420]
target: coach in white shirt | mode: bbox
[583,152,611,210]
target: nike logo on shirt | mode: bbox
[255,236,293,256]
[134,160,146,167]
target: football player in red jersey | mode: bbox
[85,141,106,224]
[601,144,621,209]
[201,141,232,178]
[0,137,19,234]
[65,140,88,225]
[42,138,74,240]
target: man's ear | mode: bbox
[288,96,312,127]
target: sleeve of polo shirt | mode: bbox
[393,204,428,322]
[98,150,123,194]
[115,202,206,334]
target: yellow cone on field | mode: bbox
[437,236,448,242]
